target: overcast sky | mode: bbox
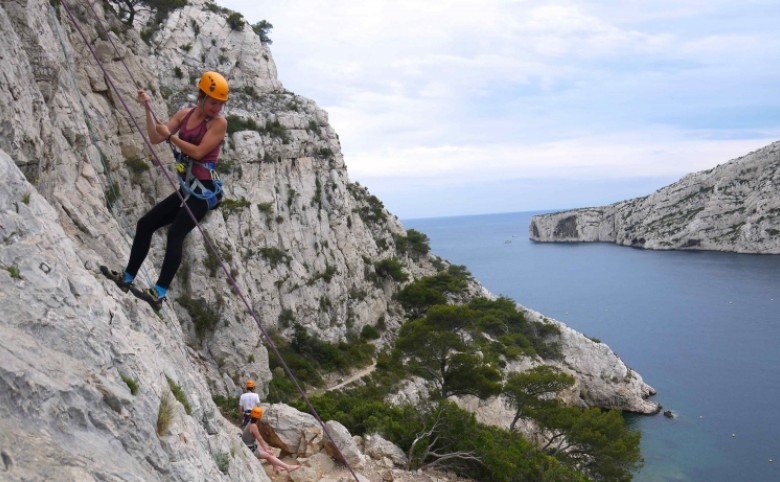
[218,0,780,219]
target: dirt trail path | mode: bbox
[324,362,377,392]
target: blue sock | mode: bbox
[123,272,135,284]
[154,284,168,299]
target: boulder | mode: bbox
[322,420,366,468]
[259,403,321,455]
[364,434,408,467]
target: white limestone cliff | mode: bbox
[530,141,780,253]
[0,1,657,480]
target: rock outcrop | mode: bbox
[0,1,657,480]
[530,141,780,253]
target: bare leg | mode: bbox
[257,450,300,472]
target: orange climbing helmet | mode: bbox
[250,406,264,419]
[198,71,229,102]
[245,379,255,389]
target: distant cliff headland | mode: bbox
[530,141,780,254]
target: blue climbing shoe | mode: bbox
[100,265,132,292]
[136,287,165,312]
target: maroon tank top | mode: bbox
[178,108,222,180]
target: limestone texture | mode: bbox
[530,142,780,253]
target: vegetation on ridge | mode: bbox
[253,266,644,481]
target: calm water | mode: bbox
[404,211,780,482]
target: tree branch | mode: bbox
[423,450,484,470]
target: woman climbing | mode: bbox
[102,71,229,311]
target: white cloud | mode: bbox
[345,134,774,182]
[219,0,780,217]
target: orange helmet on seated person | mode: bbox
[198,71,229,102]
[250,407,264,420]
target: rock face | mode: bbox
[530,141,780,253]
[0,1,657,481]
[0,149,265,481]
[529,312,658,414]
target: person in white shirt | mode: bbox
[238,379,261,427]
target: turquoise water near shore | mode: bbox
[404,211,780,482]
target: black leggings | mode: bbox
[125,187,211,289]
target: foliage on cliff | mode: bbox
[285,270,642,481]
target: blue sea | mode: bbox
[404,211,780,482]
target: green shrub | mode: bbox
[360,324,380,340]
[204,251,219,277]
[252,20,273,44]
[265,119,290,142]
[307,264,337,285]
[225,115,289,142]
[374,258,408,282]
[205,2,229,14]
[226,115,262,134]
[121,374,139,395]
[267,369,298,403]
[394,233,408,254]
[312,178,323,208]
[166,376,192,415]
[215,158,235,174]
[396,266,471,317]
[353,193,387,224]
[268,344,323,387]
[176,295,221,339]
[203,245,233,277]
[220,197,250,219]
[125,155,149,182]
[291,325,374,373]
[214,452,230,474]
[303,391,588,481]
[156,391,174,435]
[278,308,295,328]
[140,28,156,44]
[4,265,21,279]
[104,181,120,210]
[226,12,245,30]
[265,327,375,391]
[406,229,430,257]
[286,187,297,208]
[213,394,241,425]
[259,247,290,268]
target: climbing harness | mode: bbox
[171,147,223,210]
[59,2,361,480]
